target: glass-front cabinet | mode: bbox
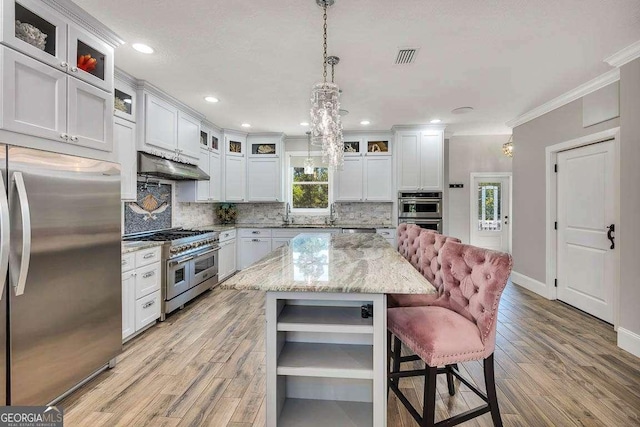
[366,139,390,155]
[1,0,68,70]
[1,0,114,92]
[114,82,136,122]
[343,139,362,156]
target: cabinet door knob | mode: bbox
[70,136,79,142]
[60,61,68,68]
[60,133,69,140]
[70,66,78,73]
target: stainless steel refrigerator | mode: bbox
[0,144,122,405]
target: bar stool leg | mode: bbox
[421,365,437,427]
[445,364,456,396]
[484,354,503,427]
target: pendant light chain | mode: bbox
[322,2,328,83]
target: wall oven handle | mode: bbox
[193,247,220,258]
[0,174,10,301]
[13,172,31,296]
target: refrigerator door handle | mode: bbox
[12,172,31,296]
[0,174,9,300]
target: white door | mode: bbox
[364,156,392,201]
[209,152,221,202]
[196,148,211,202]
[420,133,444,191]
[177,111,201,160]
[470,175,511,252]
[247,157,280,202]
[67,76,113,151]
[557,141,615,323]
[335,156,364,201]
[397,132,420,190]
[145,94,178,153]
[225,156,246,202]
[114,117,137,201]
[1,46,68,141]
[121,272,135,341]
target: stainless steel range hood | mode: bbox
[137,151,209,181]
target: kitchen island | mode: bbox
[223,233,436,427]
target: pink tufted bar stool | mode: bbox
[389,230,461,308]
[397,223,423,269]
[387,241,513,427]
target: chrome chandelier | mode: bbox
[310,0,344,169]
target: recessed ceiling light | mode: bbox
[360,120,370,125]
[300,122,309,126]
[451,106,474,115]
[241,123,251,128]
[204,96,219,103]
[132,43,154,54]
[430,119,442,124]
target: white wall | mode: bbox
[447,135,512,243]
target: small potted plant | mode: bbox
[216,203,237,224]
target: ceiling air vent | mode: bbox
[395,47,419,65]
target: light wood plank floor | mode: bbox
[59,282,640,426]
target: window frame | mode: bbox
[286,151,333,215]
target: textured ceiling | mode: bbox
[75,0,640,136]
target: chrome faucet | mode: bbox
[329,203,337,225]
[284,202,292,225]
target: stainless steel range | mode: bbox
[124,228,220,320]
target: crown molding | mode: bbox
[506,68,620,129]
[222,128,249,138]
[114,67,137,88]
[44,0,124,47]
[202,120,222,132]
[604,39,640,68]
[136,80,205,121]
[391,124,447,132]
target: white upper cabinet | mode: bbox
[67,76,112,151]
[209,151,221,202]
[114,75,136,122]
[67,25,113,93]
[114,117,137,201]
[246,134,283,202]
[196,147,211,202]
[0,45,67,141]
[1,0,114,93]
[144,94,178,153]
[226,133,245,157]
[177,111,200,160]
[364,156,392,201]
[1,0,68,69]
[247,157,281,202]
[335,156,364,201]
[335,134,393,202]
[225,154,246,202]
[396,129,444,191]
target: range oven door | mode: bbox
[191,247,219,286]
[166,254,193,301]
[400,218,442,233]
[398,192,442,219]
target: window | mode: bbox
[289,155,330,213]
[477,182,502,231]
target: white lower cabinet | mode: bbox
[121,247,162,342]
[219,229,237,281]
[272,237,291,249]
[238,238,272,270]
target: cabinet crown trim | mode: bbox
[115,67,138,88]
[391,124,446,132]
[45,0,124,47]
[137,81,206,121]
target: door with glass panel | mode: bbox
[470,174,511,252]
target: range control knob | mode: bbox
[170,247,178,253]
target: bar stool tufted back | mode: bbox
[396,223,422,270]
[430,241,512,354]
[418,231,461,285]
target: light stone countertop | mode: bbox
[196,223,395,231]
[122,241,165,254]
[222,233,435,294]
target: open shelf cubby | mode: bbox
[277,304,373,334]
[279,398,373,427]
[277,342,373,379]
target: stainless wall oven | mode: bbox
[398,191,443,232]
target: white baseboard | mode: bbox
[618,328,640,358]
[510,271,549,299]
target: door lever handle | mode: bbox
[607,224,615,250]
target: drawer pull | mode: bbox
[143,300,155,309]
[251,231,260,234]
[143,253,155,259]
[122,260,128,265]
[143,271,155,279]
[381,232,390,235]
[252,239,260,242]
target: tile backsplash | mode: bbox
[124,183,172,234]
[231,202,393,226]
[174,202,216,228]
